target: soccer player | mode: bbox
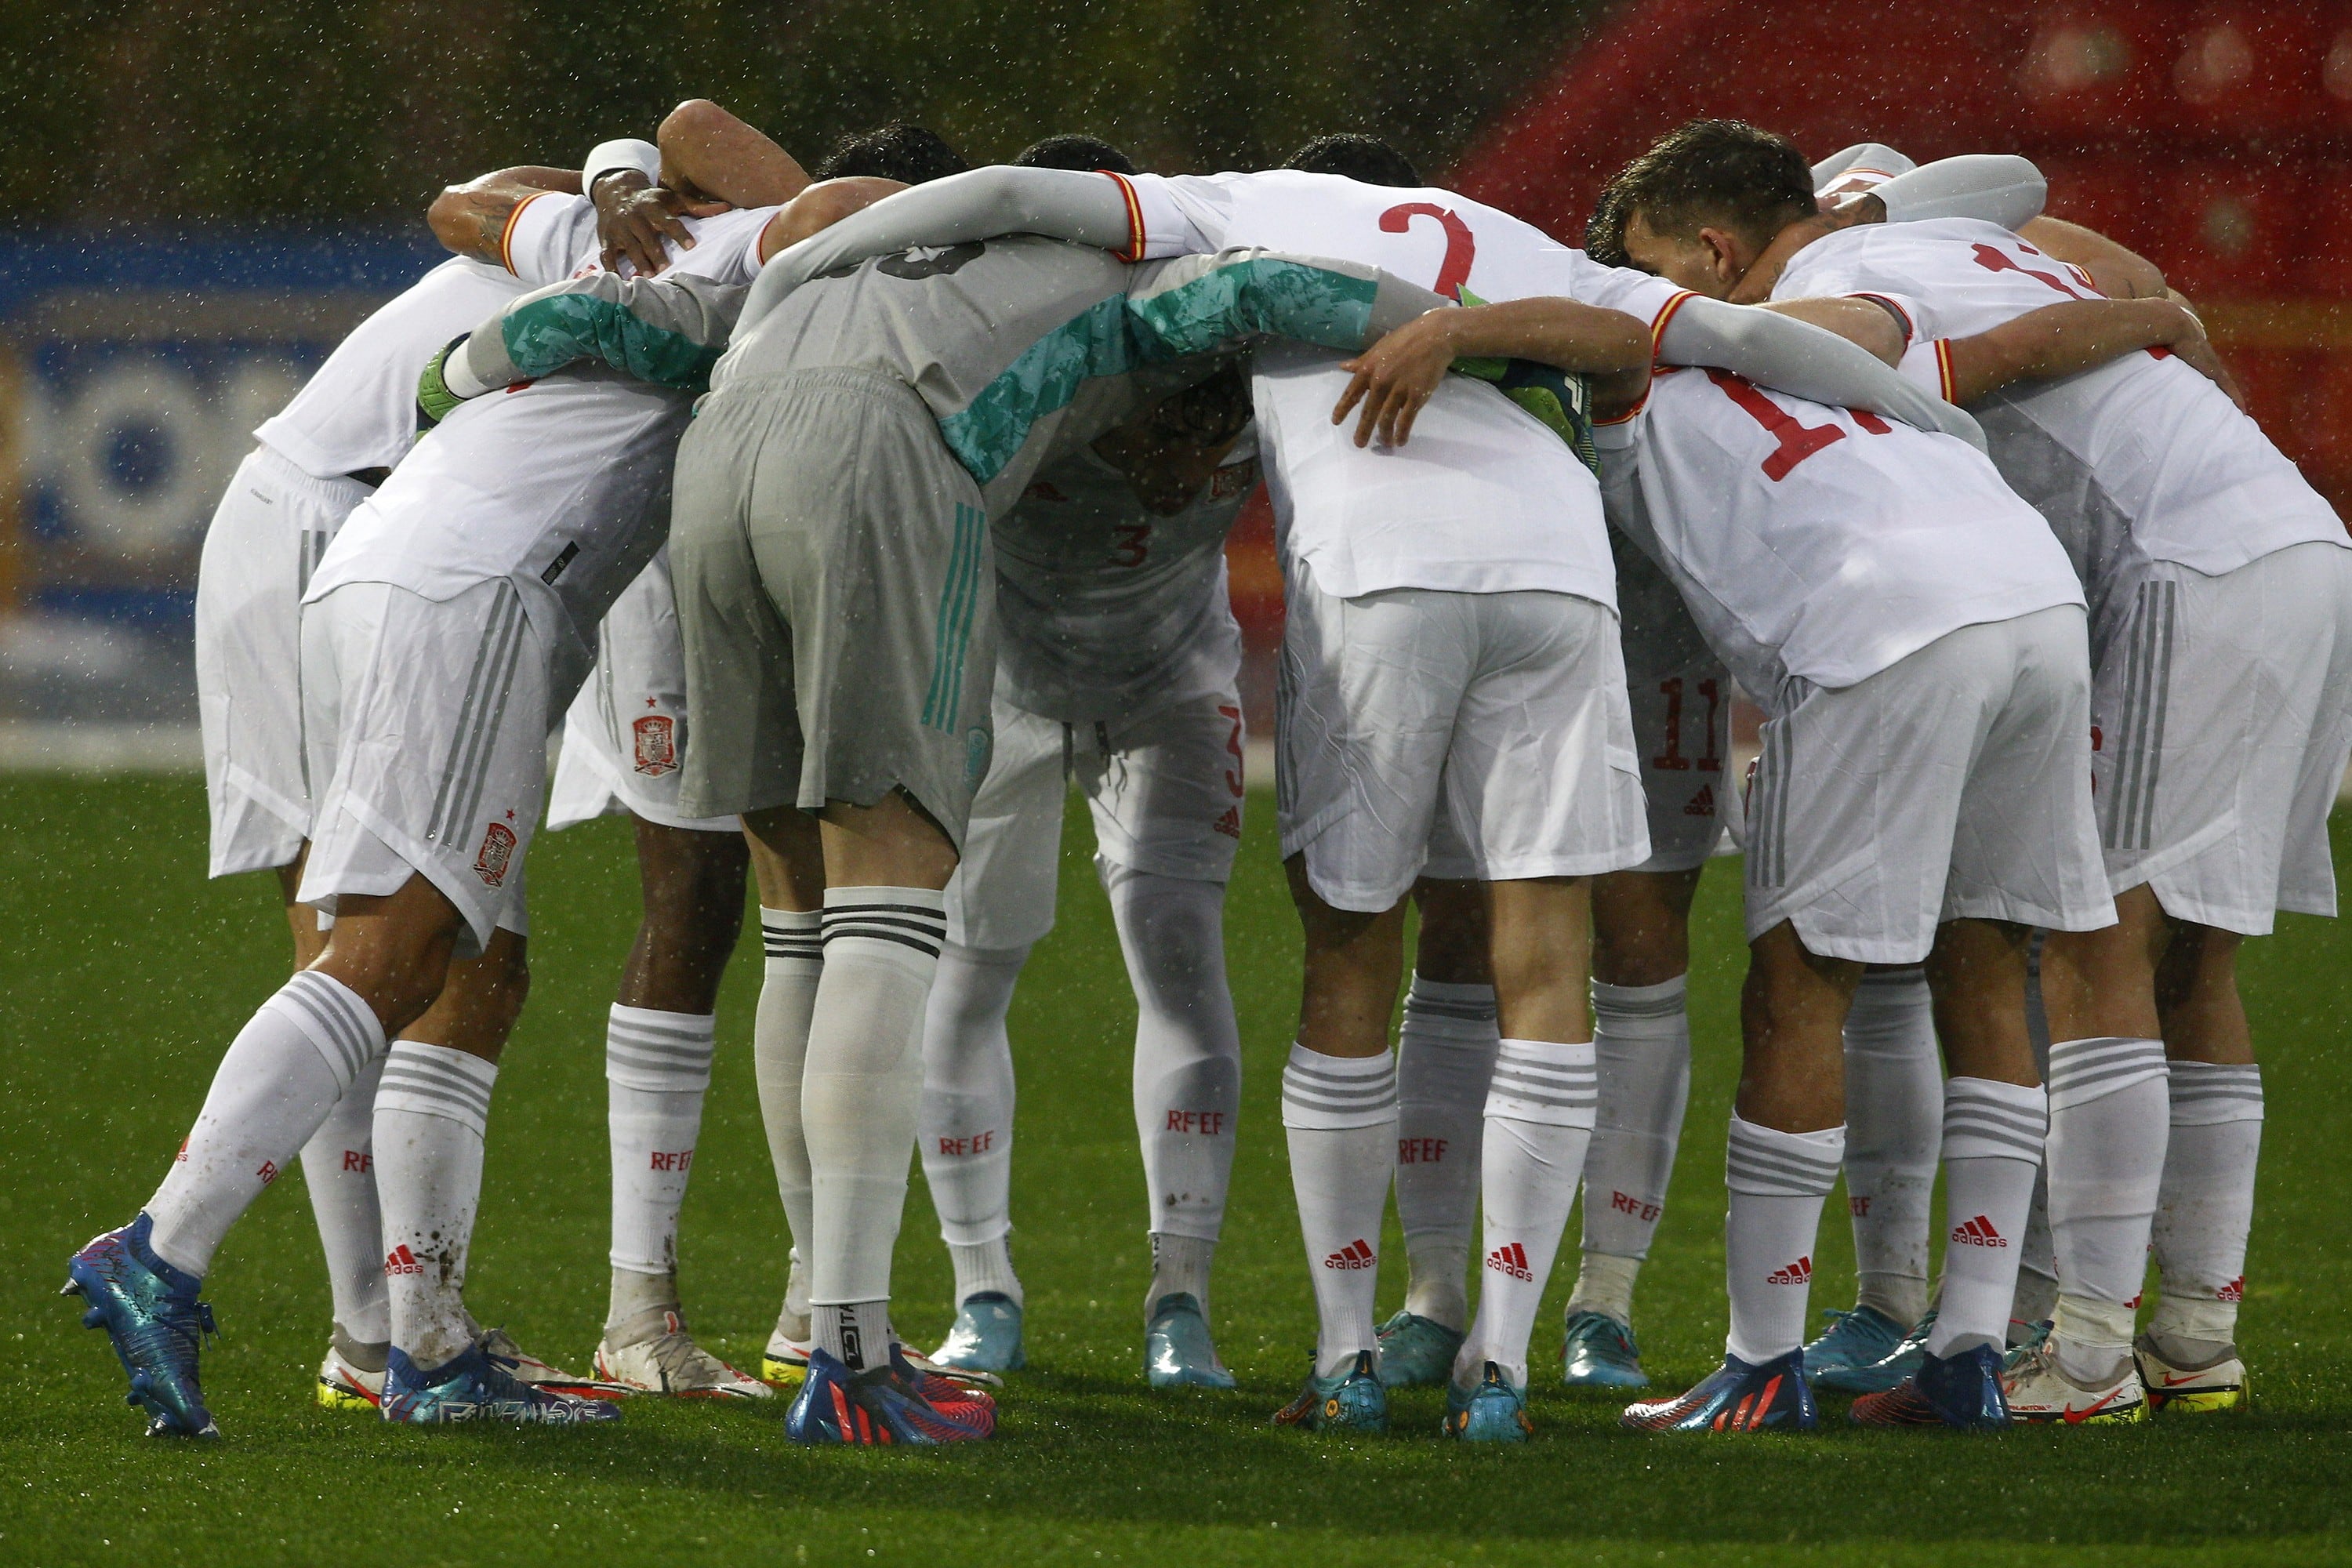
[753,141,1980,1439]
[1711,127,2352,1421]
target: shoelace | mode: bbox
[134,1296,218,1367]
[641,1332,731,1388]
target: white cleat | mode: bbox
[478,1326,631,1400]
[763,1304,813,1386]
[2000,1338,2147,1425]
[2136,1333,2249,1414]
[595,1311,771,1399]
[316,1331,387,1411]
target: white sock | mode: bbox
[756,907,822,1331]
[2045,1036,2169,1372]
[1281,1042,1398,1377]
[1573,976,1691,1323]
[147,970,386,1277]
[1148,1232,1217,1317]
[916,940,1028,1308]
[1106,866,1241,1262]
[2148,1062,2263,1350]
[804,887,946,1359]
[1455,1037,1598,1392]
[2013,1167,2060,1326]
[606,1004,714,1282]
[1925,1077,2047,1357]
[812,1300,891,1373]
[298,1051,390,1344]
[1393,975,1498,1331]
[373,1040,498,1371]
[1839,965,1941,1326]
[1723,1116,1846,1365]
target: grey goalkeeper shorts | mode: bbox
[670,367,996,844]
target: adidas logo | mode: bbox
[383,1244,423,1276]
[1951,1214,2008,1248]
[2218,1276,2245,1303]
[1485,1242,1534,1283]
[1213,805,1242,840]
[1323,1239,1376,1271]
[1683,784,1715,817]
[1765,1256,1812,1286]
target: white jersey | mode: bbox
[1121,170,1682,605]
[252,255,521,479]
[996,435,1255,724]
[307,197,779,669]
[1597,362,2082,699]
[1777,220,2347,586]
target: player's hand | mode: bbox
[2161,310,2247,412]
[593,170,728,275]
[1334,310,1461,448]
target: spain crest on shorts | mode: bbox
[474,821,517,887]
[633,713,678,775]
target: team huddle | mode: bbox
[63,102,2345,1445]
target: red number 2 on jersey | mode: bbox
[1379,203,1475,301]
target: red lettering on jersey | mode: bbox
[1112,521,1152,568]
[1379,203,1475,301]
[1972,242,2096,300]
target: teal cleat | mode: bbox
[1815,1308,1935,1396]
[381,1342,622,1425]
[931,1291,1025,1374]
[1145,1293,1236,1389]
[1560,1309,1649,1388]
[1272,1349,1387,1432]
[1801,1305,1909,1387]
[1374,1309,1465,1388]
[64,1214,220,1439]
[1443,1362,1534,1443]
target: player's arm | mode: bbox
[1330,299,1648,447]
[428,165,584,262]
[1757,297,1905,366]
[1657,295,1984,448]
[756,176,909,263]
[1933,298,2242,408]
[658,98,810,209]
[2016,216,2168,300]
[419,269,750,417]
[1123,247,1447,364]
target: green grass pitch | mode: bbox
[2,776,2348,1565]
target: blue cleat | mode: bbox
[1850,1342,2009,1429]
[381,1342,623,1425]
[1272,1348,1388,1432]
[1815,1308,1936,1395]
[1621,1349,1817,1432]
[1560,1309,1650,1388]
[64,1214,220,1439]
[1443,1362,1534,1443]
[786,1344,996,1445]
[1374,1310,1465,1388]
[1145,1293,1236,1389]
[931,1291,1025,1374]
[1802,1305,1908,1385]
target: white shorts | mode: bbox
[2094,540,2352,933]
[1744,604,2114,964]
[946,681,1247,951]
[194,446,370,877]
[1279,563,1650,912]
[299,579,562,958]
[1617,541,1733,874]
[547,547,739,837]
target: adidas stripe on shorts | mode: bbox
[547,544,740,836]
[946,676,1248,951]
[299,577,558,956]
[2090,539,2352,934]
[667,368,997,842]
[195,445,373,878]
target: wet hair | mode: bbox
[1153,361,1254,448]
[1280,133,1420,188]
[1588,119,1815,268]
[1014,134,1138,176]
[814,123,969,185]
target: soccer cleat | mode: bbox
[380,1343,622,1425]
[64,1214,220,1439]
[764,1307,812,1385]
[2135,1333,2248,1414]
[931,1290,1026,1374]
[1560,1309,1649,1388]
[1621,1350,1816,1433]
[1443,1362,1534,1443]
[1145,1293,1236,1389]
[316,1330,388,1410]
[1999,1338,2147,1425]
[784,1345,996,1446]
[1802,1305,1908,1385]
[477,1326,630,1399]
[1373,1309,1465,1388]
[1814,1308,1935,1395]
[1849,1343,2009,1429]
[1272,1349,1387,1433]
[594,1309,771,1399]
